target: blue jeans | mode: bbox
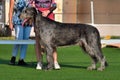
[12,24,32,60]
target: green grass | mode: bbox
[0,45,120,80]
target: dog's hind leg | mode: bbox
[97,56,108,71]
[94,47,108,71]
[79,40,97,70]
[86,39,108,71]
[91,36,108,71]
[87,55,98,70]
[85,43,107,71]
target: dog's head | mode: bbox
[20,7,37,26]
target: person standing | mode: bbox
[30,0,60,70]
[9,0,32,65]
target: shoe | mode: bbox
[36,62,42,70]
[54,62,60,70]
[18,59,27,66]
[9,56,16,65]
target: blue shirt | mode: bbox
[12,0,27,25]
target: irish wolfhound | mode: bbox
[20,7,108,71]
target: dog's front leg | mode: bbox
[46,46,54,70]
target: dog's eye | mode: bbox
[22,9,26,13]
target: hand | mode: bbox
[9,22,14,31]
[31,1,35,7]
[42,10,50,17]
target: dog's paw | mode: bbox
[87,66,96,70]
[97,67,105,71]
[44,65,54,71]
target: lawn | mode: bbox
[0,44,120,80]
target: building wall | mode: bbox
[0,0,5,26]
[5,0,9,24]
[63,0,120,36]
[94,0,120,24]
[65,0,120,24]
[54,0,63,22]
[77,0,91,23]
[62,0,77,23]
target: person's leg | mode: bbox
[53,48,60,69]
[35,36,42,62]
[9,25,23,65]
[18,26,31,65]
[35,31,43,70]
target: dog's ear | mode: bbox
[32,7,37,14]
